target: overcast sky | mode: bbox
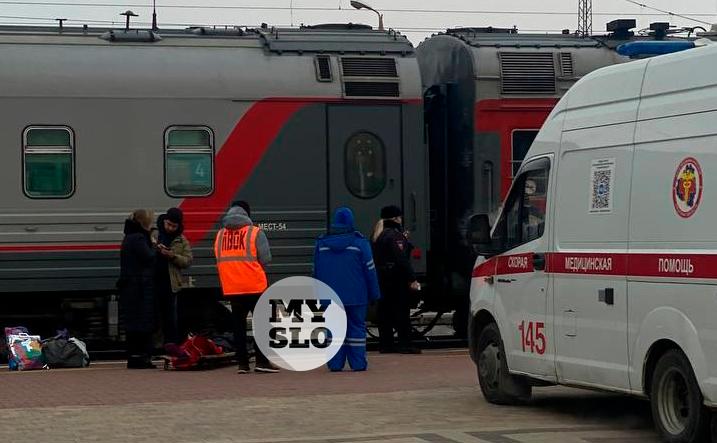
[3,0,716,43]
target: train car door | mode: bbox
[328,105,403,237]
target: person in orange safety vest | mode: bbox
[214,201,278,374]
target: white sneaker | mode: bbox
[254,364,280,373]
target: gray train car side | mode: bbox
[0,24,426,342]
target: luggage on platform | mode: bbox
[162,334,234,370]
[42,335,90,368]
[5,327,45,371]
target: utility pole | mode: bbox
[578,0,593,37]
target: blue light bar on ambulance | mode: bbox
[616,41,695,57]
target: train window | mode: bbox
[23,127,74,198]
[345,132,386,199]
[164,127,214,197]
[511,130,539,177]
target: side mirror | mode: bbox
[468,214,491,245]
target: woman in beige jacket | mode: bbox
[154,208,192,345]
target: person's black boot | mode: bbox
[398,347,422,354]
[127,355,145,369]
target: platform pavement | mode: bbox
[0,349,659,443]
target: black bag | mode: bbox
[42,338,89,368]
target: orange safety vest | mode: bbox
[214,225,268,296]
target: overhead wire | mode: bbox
[0,1,713,17]
[623,0,713,25]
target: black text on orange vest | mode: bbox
[222,229,247,252]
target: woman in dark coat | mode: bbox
[118,209,157,369]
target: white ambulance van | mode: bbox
[468,43,717,443]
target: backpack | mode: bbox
[42,337,90,368]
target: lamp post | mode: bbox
[350,1,384,31]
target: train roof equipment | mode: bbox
[0,23,414,56]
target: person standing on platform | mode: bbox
[314,207,381,372]
[373,205,422,354]
[154,207,192,345]
[118,209,157,369]
[214,202,279,374]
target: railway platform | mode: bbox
[0,349,659,443]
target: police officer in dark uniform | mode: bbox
[373,205,421,354]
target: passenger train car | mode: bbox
[0,23,426,343]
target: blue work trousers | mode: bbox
[328,305,368,371]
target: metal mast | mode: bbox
[578,0,593,37]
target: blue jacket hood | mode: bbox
[331,207,355,231]
[323,207,357,251]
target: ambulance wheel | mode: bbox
[476,322,531,405]
[650,349,709,443]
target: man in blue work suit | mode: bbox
[314,207,381,371]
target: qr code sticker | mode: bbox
[589,159,615,214]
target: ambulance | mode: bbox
[467,42,717,443]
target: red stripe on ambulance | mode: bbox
[473,252,717,280]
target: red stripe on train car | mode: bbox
[179,97,423,245]
[0,244,120,252]
[179,100,309,245]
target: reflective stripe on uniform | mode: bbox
[216,256,257,263]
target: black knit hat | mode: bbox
[231,200,251,217]
[165,207,183,224]
[380,205,402,219]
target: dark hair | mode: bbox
[165,207,183,225]
[231,200,251,217]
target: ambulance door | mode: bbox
[328,105,402,237]
[552,143,631,391]
[492,156,554,378]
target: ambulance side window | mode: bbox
[492,158,550,252]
